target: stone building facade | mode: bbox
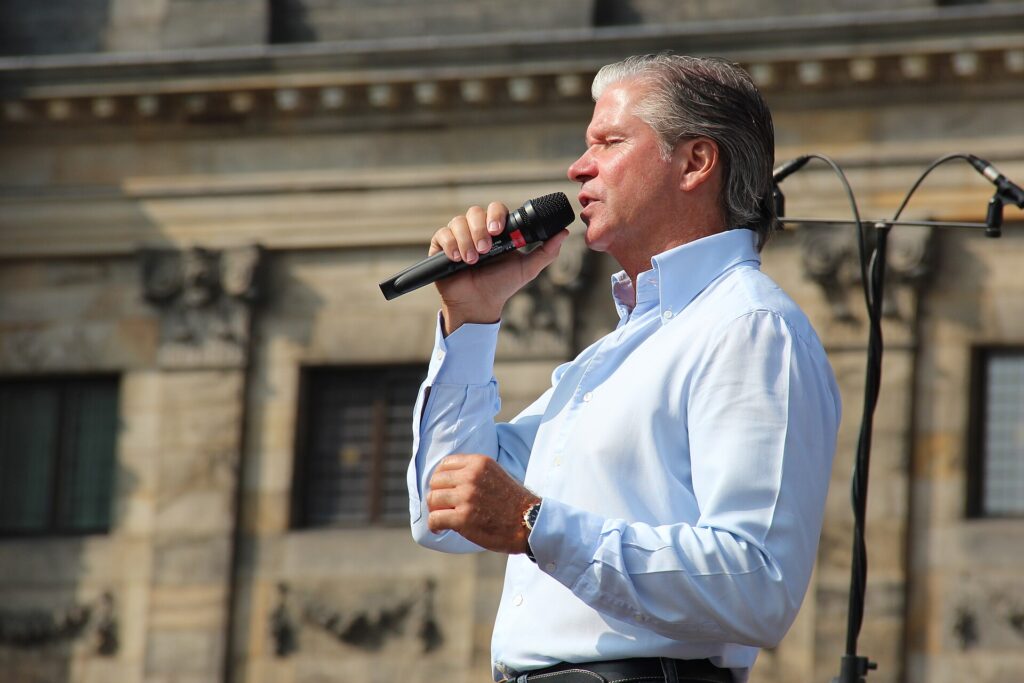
[1,2,1024,683]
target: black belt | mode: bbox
[511,657,733,683]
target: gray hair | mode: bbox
[592,54,777,248]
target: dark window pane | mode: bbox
[61,380,119,531]
[0,376,118,535]
[297,365,424,527]
[0,384,59,531]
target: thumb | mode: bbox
[519,230,570,281]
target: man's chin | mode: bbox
[582,225,609,252]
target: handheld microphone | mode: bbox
[379,192,575,300]
[967,155,1024,209]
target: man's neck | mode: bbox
[618,224,728,289]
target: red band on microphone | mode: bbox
[510,230,526,248]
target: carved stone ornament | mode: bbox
[270,579,442,658]
[0,591,118,656]
[140,244,266,369]
[799,223,933,321]
[499,235,593,358]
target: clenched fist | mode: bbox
[426,454,541,556]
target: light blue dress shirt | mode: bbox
[408,228,841,683]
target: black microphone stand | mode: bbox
[774,151,1019,683]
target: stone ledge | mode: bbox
[2,5,1023,126]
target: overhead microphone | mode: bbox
[967,154,1024,209]
[772,155,812,218]
[773,155,812,183]
[379,192,575,300]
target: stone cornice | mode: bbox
[2,5,1023,125]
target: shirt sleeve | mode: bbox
[528,311,841,648]
[408,313,551,553]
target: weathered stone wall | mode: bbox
[0,243,261,683]
[906,228,1024,683]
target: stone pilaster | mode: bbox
[138,244,265,683]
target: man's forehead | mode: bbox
[586,82,646,137]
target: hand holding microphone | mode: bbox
[379,193,575,330]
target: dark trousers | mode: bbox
[504,657,734,683]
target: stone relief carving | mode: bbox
[269,583,299,657]
[0,591,118,656]
[799,224,933,322]
[949,577,1024,651]
[0,324,109,373]
[140,245,266,368]
[270,579,442,657]
[953,605,979,650]
[94,592,119,656]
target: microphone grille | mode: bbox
[532,191,573,220]
[531,192,574,225]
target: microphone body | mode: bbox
[379,192,575,300]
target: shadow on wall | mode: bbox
[0,0,111,56]
[593,0,643,26]
[0,449,134,681]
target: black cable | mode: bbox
[890,153,973,222]
[780,154,872,667]
[800,155,878,664]
[802,155,868,309]
[842,153,972,674]
[847,224,885,662]
[843,153,975,667]
[778,154,878,677]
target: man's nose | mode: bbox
[567,150,594,183]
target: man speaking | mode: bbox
[406,54,841,683]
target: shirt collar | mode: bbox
[609,228,762,323]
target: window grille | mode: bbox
[293,365,425,527]
[968,349,1024,517]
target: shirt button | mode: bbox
[662,310,673,320]
[553,457,561,467]
[513,594,524,607]
[435,350,445,361]
[545,562,557,572]
[582,391,593,402]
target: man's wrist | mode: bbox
[440,300,504,337]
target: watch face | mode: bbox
[525,502,540,530]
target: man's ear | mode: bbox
[676,137,720,192]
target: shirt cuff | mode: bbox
[528,497,604,586]
[430,311,500,386]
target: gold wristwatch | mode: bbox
[522,501,541,563]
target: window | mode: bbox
[968,348,1024,517]
[293,365,425,527]
[0,376,120,535]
